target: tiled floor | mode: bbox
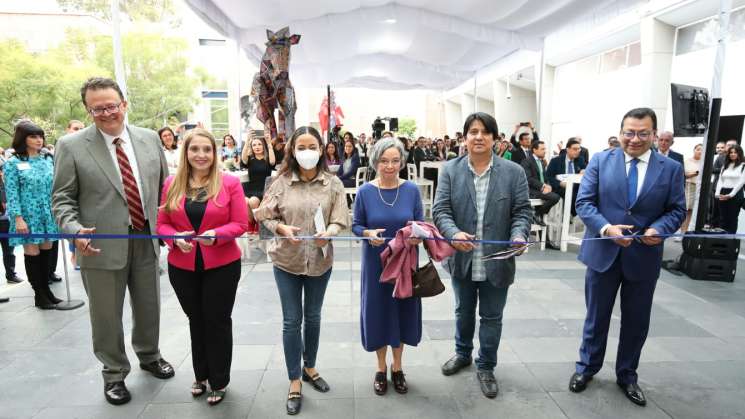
[0,238,743,419]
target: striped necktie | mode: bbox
[113,138,146,230]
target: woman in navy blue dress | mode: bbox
[352,137,423,396]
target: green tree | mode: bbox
[57,0,175,22]
[0,39,100,146]
[0,30,207,146]
[397,118,417,138]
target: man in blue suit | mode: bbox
[546,138,587,216]
[568,108,685,406]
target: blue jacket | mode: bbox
[433,154,533,288]
[576,148,686,281]
[338,153,360,187]
[546,155,587,191]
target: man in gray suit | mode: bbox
[433,112,532,399]
[52,77,173,405]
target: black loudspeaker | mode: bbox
[679,253,737,282]
[389,118,398,132]
[680,229,740,282]
[682,229,741,260]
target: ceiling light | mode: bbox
[383,18,397,24]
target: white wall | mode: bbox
[550,61,642,155]
[493,81,537,138]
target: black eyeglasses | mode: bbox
[621,130,653,140]
[88,103,122,117]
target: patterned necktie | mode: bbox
[113,138,145,230]
[627,158,639,206]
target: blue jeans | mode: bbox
[451,275,509,371]
[273,266,331,380]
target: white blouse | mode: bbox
[715,163,745,197]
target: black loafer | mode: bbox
[0,297,9,303]
[391,368,408,394]
[302,370,330,393]
[286,391,302,415]
[476,370,498,399]
[441,355,472,376]
[618,381,646,406]
[104,381,131,405]
[569,372,593,393]
[49,274,62,283]
[140,358,175,379]
[373,371,387,396]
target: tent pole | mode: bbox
[111,0,128,105]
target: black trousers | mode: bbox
[168,259,241,389]
[530,190,560,217]
[718,188,744,234]
[0,219,16,279]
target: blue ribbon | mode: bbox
[1,232,743,246]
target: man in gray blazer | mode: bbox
[52,77,173,405]
[433,112,532,399]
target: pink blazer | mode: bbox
[157,174,249,271]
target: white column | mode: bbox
[444,99,462,135]
[460,93,475,122]
[226,38,242,141]
[640,17,675,129]
[537,65,556,150]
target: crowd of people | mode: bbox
[0,76,742,415]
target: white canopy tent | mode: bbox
[183,0,644,90]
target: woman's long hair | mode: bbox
[277,126,328,178]
[247,137,268,159]
[163,128,222,212]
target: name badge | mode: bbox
[16,162,31,171]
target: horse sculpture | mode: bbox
[243,27,300,141]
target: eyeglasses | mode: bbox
[621,130,652,140]
[88,103,122,117]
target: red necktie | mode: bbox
[113,138,146,230]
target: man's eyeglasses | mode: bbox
[621,130,653,140]
[88,103,122,117]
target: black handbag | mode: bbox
[411,247,445,298]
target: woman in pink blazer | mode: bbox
[157,128,248,406]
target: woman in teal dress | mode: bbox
[4,121,60,309]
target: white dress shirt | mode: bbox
[600,149,652,236]
[99,127,147,215]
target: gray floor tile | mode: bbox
[647,388,745,419]
[31,404,146,419]
[456,392,569,419]
[139,401,252,419]
[355,394,462,419]
[549,383,673,419]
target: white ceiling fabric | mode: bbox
[184,0,644,90]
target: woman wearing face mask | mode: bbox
[157,128,249,406]
[4,121,60,309]
[255,126,348,415]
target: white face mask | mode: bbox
[295,149,320,170]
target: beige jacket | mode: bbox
[256,170,348,276]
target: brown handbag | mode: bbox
[411,246,445,298]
